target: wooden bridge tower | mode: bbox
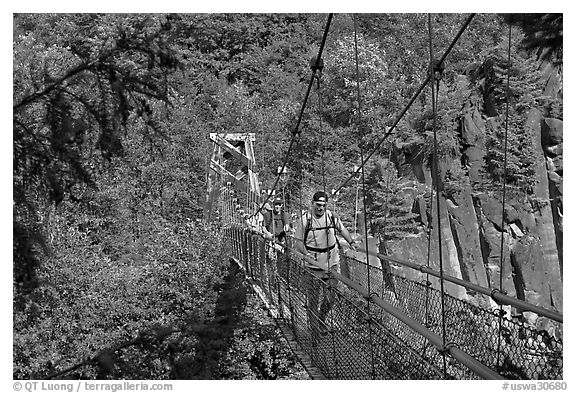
[204,133,261,221]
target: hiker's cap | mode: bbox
[312,191,328,203]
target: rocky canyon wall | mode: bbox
[383,64,563,337]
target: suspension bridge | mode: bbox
[205,14,563,380]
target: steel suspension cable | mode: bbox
[424,15,446,330]
[310,37,340,363]
[222,183,228,225]
[353,13,376,378]
[316,73,327,192]
[428,13,448,376]
[249,13,333,221]
[315,61,335,308]
[354,168,360,236]
[424,184,434,327]
[380,142,395,300]
[247,149,253,217]
[496,21,513,369]
[331,13,475,198]
[228,184,234,226]
[380,143,393,254]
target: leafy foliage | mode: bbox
[13,13,325,380]
[217,287,309,380]
[13,13,562,380]
[13,215,226,379]
[13,13,184,291]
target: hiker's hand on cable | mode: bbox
[348,240,357,252]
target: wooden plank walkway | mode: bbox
[231,256,325,379]
[275,320,325,379]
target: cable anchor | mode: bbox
[490,288,507,305]
[309,56,324,80]
[439,341,459,355]
[432,58,445,81]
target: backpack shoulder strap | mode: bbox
[302,211,342,248]
[303,212,312,244]
[327,210,337,228]
[326,210,342,249]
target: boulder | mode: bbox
[510,237,552,311]
[545,144,562,158]
[478,218,516,297]
[541,62,562,98]
[446,189,489,290]
[541,118,563,146]
[460,110,486,183]
[509,223,524,238]
[480,196,504,231]
[504,204,520,224]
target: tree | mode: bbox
[365,158,419,241]
[501,14,562,68]
[13,13,183,290]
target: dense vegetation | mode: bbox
[13,13,562,379]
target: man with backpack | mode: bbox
[294,191,357,335]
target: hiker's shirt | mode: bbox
[296,210,343,271]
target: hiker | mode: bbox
[263,197,290,244]
[244,203,266,235]
[294,191,357,334]
[260,202,275,240]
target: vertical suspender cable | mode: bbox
[228,185,233,226]
[223,182,227,225]
[295,137,306,333]
[381,144,393,253]
[315,55,333,296]
[247,153,252,217]
[317,72,327,193]
[428,13,448,376]
[228,184,231,226]
[332,14,475,198]
[354,171,360,237]
[223,184,228,226]
[424,185,434,327]
[313,22,340,370]
[380,143,395,299]
[353,13,376,378]
[496,22,513,369]
[251,14,333,221]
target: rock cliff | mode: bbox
[381,62,563,338]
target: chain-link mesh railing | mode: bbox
[223,227,562,380]
[339,253,563,380]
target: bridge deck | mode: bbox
[276,320,325,379]
[226,228,563,380]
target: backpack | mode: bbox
[302,210,341,249]
[264,209,287,236]
[272,211,287,235]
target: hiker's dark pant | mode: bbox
[304,266,339,331]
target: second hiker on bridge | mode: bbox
[263,197,290,244]
[295,190,357,334]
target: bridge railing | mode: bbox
[338,252,563,380]
[358,249,563,323]
[224,226,563,380]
